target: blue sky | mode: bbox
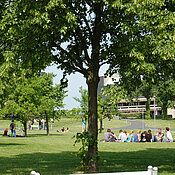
[45,64,108,110]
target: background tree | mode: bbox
[107,0,175,119]
[155,78,175,119]
[98,84,125,133]
[1,75,40,136]
[75,85,123,133]
[1,0,174,171]
[38,74,67,136]
[0,73,66,136]
[0,57,20,109]
[137,80,155,119]
[74,87,88,122]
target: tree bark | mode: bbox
[162,102,168,120]
[145,97,151,119]
[23,121,27,137]
[87,72,99,171]
[99,118,103,133]
[46,114,49,136]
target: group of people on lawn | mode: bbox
[103,127,173,142]
[3,120,25,137]
[29,118,54,130]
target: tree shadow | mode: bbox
[0,152,79,175]
[0,143,25,147]
[0,147,174,174]
[99,147,175,174]
[27,133,66,137]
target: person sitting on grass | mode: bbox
[104,129,116,142]
[21,130,25,137]
[118,129,127,142]
[140,131,147,142]
[124,130,128,140]
[163,127,173,142]
[61,127,65,133]
[134,130,141,142]
[153,128,164,142]
[145,129,152,142]
[3,128,9,136]
[15,130,25,137]
[124,130,134,142]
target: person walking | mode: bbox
[81,120,86,132]
[10,120,16,138]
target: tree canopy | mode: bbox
[0,73,66,136]
[1,0,174,171]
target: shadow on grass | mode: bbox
[27,133,67,137]
[0,148,174,175]
[0,143,25,147]
[99,148,175,175]
[0,152,79,175]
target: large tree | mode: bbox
[1,0,174,171]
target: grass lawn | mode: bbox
[0,118,127,134]
[0,118,175,175]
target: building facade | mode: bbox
[98,74,175,118]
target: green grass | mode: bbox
[0,118,127,134]
[0,118,175,175]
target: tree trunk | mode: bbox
[23,121,27,137]
[0,98,5,109]
[99,118,103,133]
[87,73,99,171]
[162,102,168,120]
[145,97,151,119]
[46,114,49,136]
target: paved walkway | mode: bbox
[111,120,154,130]
[110,119,175,130]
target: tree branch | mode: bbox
[82,12,93,40]
[99,60,109,67]
[58,46,87,72]
[53,49,87,75]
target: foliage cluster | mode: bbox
[74,132,98,171]
[0,73,67,136]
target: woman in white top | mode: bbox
[164,127,173,142]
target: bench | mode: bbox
[31,125,39,130]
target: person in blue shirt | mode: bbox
[81,120,86,132]
[134,130,141,142]
[125,130,134,142]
